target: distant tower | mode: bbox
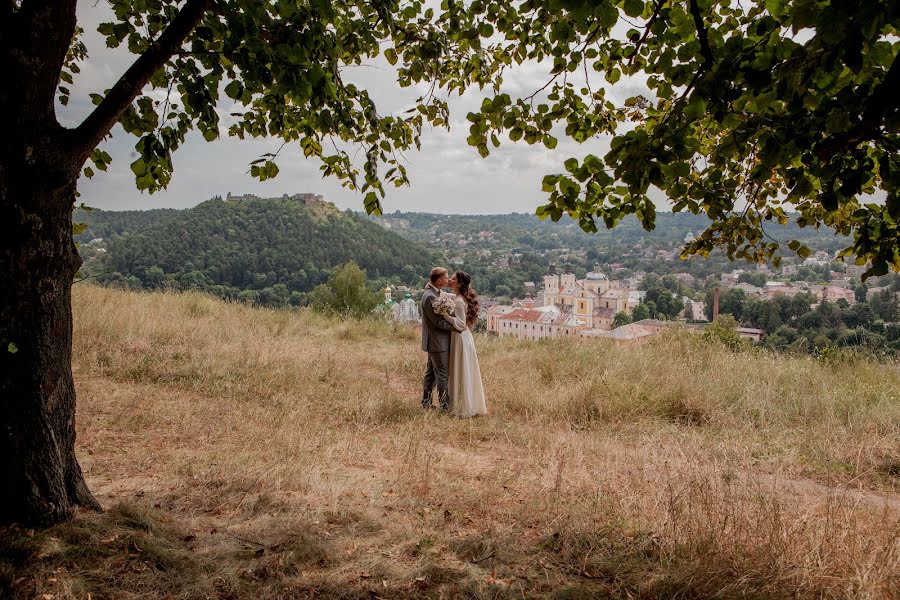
[574,286,594,328]
[543,272,560,307]
[384,286,392,303]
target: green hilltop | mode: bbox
[75,195,439,305]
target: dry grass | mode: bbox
[3,285,899,599]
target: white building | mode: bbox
[391,293,420,325]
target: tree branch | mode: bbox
[688,0,714,68]
[629,0,667,66]
[71,0,212,160]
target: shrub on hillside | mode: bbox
[702,315,748,351]
[310,261,380,318]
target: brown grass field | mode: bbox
[2,285,899,599]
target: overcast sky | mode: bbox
[67,2,651,215]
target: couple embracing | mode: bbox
[420,267,488,418]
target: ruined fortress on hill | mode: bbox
[225,192,329,207]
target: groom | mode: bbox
[421,267,456,410]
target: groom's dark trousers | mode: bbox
[423,351,450,410]
[420,284,454,410]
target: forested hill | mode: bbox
[76,197,438,305]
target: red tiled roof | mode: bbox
[500,309,544,322]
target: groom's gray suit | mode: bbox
[421,283,456,410]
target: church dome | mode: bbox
[585,263,607,280]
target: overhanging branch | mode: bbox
[71,0,212,160]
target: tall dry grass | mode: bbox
[3,285,897,599]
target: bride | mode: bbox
[440,271,488,418]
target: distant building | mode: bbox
[736,327,765,343]
[734,282,764,297]
[494,305,589,341]
[627,290,646,311]
[845,264,868,279]
[764,281,801,298]
[226,192,260,202]
[821,286,856,304]
[866,286,892,301]
[485,304,515,334]
[683,299,707,321]
[829,277,851,289]
[392,293,420,325]
[580,319,706,346]
[720,272,740,287]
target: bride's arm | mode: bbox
[441,311,466,332]
[440,305,466,332]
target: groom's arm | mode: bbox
[423,295,458,332]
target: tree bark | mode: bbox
[0,142,102,526]
[0,0,100,526]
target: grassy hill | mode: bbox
[76,197,439,303]
[2,286,898,599]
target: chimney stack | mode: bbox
[713,287,720,321]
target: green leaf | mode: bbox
[623,0,644,18]
[130,158,147,177]
[136,173,155,190]
[684,96,707,120]
[7,342,18,354]
[224,81,243,100]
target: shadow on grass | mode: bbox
[0,502,337,600]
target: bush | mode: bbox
[702,315,747,350]
[310,261,380,318]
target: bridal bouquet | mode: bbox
[432,292,456,317]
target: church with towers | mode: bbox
[488,264,641,341]
[540,263,631,329]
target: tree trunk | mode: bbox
[0,138,101,526]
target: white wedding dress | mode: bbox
[442,294,488,418]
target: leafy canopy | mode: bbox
[68,0,899,277]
